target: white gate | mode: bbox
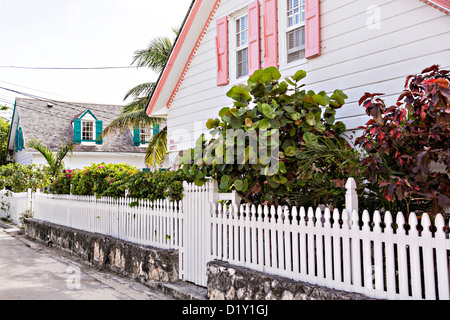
[179,181,219,286]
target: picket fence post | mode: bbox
[345,178,358,215]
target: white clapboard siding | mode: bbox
[166,0,450,150]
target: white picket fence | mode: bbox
[33,192,182,250]
[10,178,450,300]
[209,203,450,300]
[0,189,31,225]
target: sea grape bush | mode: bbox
[126,170,194,202]
[181,67,351,206]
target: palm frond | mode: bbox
[101,109,162,139]
[26,139,56,170]
[54,141,76,174]
[121,97,150,114]
[131,36,173,73]
[145,126,167,168]
[123,82,155,102]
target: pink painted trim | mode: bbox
[305,0,320,59]
[263,0,279,68]
[248,0,261,76]
[147,0,222,115]
[147,0,203,115]
[216,15,229,86]
[420,0,450,14]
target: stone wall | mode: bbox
[23,219,179,283]
[207,260,374,300]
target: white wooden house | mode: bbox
[6,98,158,170]
[146,0,450,169]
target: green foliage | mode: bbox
[145,126,168,168]
[181,67,350,206]
[26,138,76,179]
[0,163,49,192]
[289,136,367,210]
[101,30,179,169]
[126,170,194,202]
[0,117,10,166]
[52,163,191,202]
[56,163,139,198]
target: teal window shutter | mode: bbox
[133,126,141,146]
[18,127,24,151]
[95,120,103,145]
[14,127,19,152]
[74,119,82,144]
[153,124,160,136]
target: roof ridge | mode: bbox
[15,97,124,107]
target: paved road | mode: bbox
[0,226,174,300]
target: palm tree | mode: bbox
[26,139,76,178]
[101,29,179,169]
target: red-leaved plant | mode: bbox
[355,65,450,217]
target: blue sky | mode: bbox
[0,0,191,117]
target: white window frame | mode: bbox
[229,7,249,84]
[139,126,153,147]
[79,113,97,145]
[82,120,94,141]
[279,0,307,69]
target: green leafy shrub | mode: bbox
[126,170,194,202]
[52,163,191,201]
[59,163,139,198]
[181,67,351,207]
[0,163,49,192]
[51,169,73,195]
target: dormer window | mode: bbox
[140,127,153,143]
[133,124,160,146]
[73,109,103,145]
[82,120,95,141]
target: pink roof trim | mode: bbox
[420,0,450,14]
[147,0,222,115]
[146,0,203,115]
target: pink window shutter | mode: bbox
[248,0,260,75]
[305,0,321,59]
[216,16,229,86]
[263,0,278,68]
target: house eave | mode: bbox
[420,0,450,14]
[146,0,222,116]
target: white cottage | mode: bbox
[7,98,158,170]
[146,0,450,168]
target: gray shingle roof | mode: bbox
[16,98,146,154]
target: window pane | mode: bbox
[287,27,305,63]
[237,48,248,78]
[236,15,248,47]
[287,0,305,27]
[82,121,94,141]
[140,127,153,143]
